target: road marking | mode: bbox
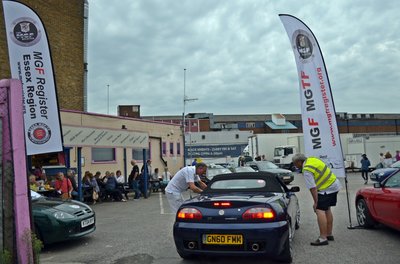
[159,191,164,214]
[159,191,174,215]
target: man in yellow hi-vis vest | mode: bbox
[292,153,341,246]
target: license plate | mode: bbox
[202,234,243,245]
[81,217,94,228]
[283,176,291,180]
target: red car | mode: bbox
[355,171,400,231]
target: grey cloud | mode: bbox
[87,0,400,116]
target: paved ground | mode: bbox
[40,172,400,264]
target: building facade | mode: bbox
[143,112,400,135]
[0,0,86,111]
[35,110,184,178]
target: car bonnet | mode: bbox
[33,199,91,214]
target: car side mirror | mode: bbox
[373,182,381,188]
[288,186,300,192]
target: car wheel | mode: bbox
[276,222,293,263]
[356,198,376,228]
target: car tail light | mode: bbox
[177,208,202,220]
[242,207,275,220]
[213,202,231,207]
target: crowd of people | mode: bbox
[28,159,174,204]
[360,150,400,184]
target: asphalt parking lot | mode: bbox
[40,172,400,264]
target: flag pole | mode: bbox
[279,14,359,229]
[344,173,355,229]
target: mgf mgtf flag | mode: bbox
[3,0,63,155]
[279,14,345,177]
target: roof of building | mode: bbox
[142,113,400,122]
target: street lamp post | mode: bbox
[107,84,110,115]
[182,69,197,166]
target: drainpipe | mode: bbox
[150,136,168,166]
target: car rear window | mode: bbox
[207,176,284,193]
[210,179,266,189]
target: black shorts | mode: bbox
[317,192,338,211]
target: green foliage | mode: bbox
[31,232,44,264]
[0,249,12,264]
[22,229,44,264]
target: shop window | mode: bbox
[246,122,256,128]
[162,142,167,156]
[92,148,115,162]
[132,148,150,161]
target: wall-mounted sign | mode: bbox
[185,144,247,158]
[62,125,148,149]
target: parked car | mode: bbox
[245,161,294,184]
[173,172,300,263]
[231,166,256,173]
[370,160,400,182]
[355,171,400,231]
[200,164,232,184]
[31,190,96,244]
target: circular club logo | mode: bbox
[10,17,41,47]
[293,30,314,60]
[28,123,51,145]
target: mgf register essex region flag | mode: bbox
[279,14,345,177]
[3,0,63,155]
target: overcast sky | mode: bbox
[87,0,399,117]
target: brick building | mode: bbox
[0,0,87,111]
[142,112,400,135]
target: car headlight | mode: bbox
[53,211,74,219]
[378,172,385,177]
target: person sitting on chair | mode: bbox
[151,168,161,192]
[54,172,73,200]
[104,171,126,202]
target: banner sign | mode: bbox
[63,125,149,149]
[3,0,63,155]
[185,144,247,158]
[279,14,345,177]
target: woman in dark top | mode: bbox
[360,154,371,184]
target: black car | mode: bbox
[369,160,400,182]
[173,172,300,263]
[245,161,295,184]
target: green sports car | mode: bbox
[31,190,96,244]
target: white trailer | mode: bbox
[248,134,302,161]
[346,135,400,169]
[249,133,400,170]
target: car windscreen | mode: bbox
[207,168,232,179]
[391,161,400,168]
[30,190,42,200]
[206,177,284,193]
[257,161,279,170]
[234,167,255,172]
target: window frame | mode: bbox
[91,147,116,163]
